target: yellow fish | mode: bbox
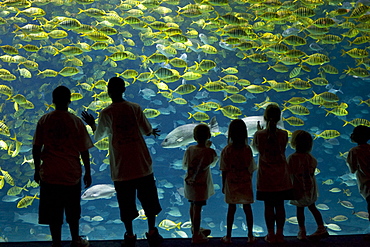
[17,193,39,208]
[0,167,14,186]
[159,219,181,231]
[322,179,334,185]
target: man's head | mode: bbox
[108,77,126,100]
[52,86,71,107]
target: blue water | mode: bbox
[0,0,370,242]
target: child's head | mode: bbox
[108,77,126,98]
[290,130,313,153]
[264,104,281,123]
[193,124,211,143]
[228,119,248,147]
[52,85,71,106]
[350,125,370,144]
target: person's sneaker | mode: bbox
[192,231,208,244]
[122,232,137,247]
[308,227,329,241]
[146,227,164,247]
[70,236,89,247]
[297,230,307,241]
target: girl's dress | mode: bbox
[288,152,318,207]
[347,143,370,199]
[220,144,257,204]
[252,128,293,200]
[183,145,217,201]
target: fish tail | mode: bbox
[12,24,21,33]
[14,8,21,17]
[342,120,348,127]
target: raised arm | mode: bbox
[81,111,96,132]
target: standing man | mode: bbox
[82,77,163,247]
[33,85,93,247]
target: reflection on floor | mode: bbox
[0,235,370,247]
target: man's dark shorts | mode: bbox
[39,181,81,225]
[114,173,162,222]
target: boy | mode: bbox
[33,85,93,247]
[81,77,163,247]
[183,124,218,243]
[347,125,370,240]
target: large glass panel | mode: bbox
[0,0,369,242]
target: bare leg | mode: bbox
[68,220,79,241]
[189,203,194,231]
[226,204,236,238]
[243,204,254,238]
[296,206,305,229]
[264,201,276,235]
[192,204,202,234]
[123,220,134,236]
[275,200,286,237]
[147,214,158,235]
[49,223,62,246]
[308,204,324,227]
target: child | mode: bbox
[81,77,163,247]
[288,130,329,241]
[347,125,370,240]
[182,124,218,244]
[220,119,257,244]
[251,104,293,244]
[33,86,93,247]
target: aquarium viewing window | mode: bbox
[0,0,370,243]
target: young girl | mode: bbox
[220,119,257,244]
[288,130,328,241]
[347,125,370,240]
[183,124,218,244]
[251,104,293,244]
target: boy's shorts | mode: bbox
[39,181,81,225]
[114,173,162,222]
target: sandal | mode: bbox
[220,236,232,244]
[247,236,257,244]
[264,234,276,244]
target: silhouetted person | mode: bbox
[251,104,293,244]
[220,119,256,244]
[33,85,93,247]
[81,77,163,247]
[182,124,218,244]
[288,130,328,241]
[347,125,370,241]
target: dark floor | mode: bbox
[0,235,370,247]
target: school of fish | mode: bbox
[0,0,370,242]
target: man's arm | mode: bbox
[32,145,42,184]
[80,150,92,188]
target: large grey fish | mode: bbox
[81,184,116,200]
[241,115,285,137]
[14,212,42,225]
[161,117,219,148]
